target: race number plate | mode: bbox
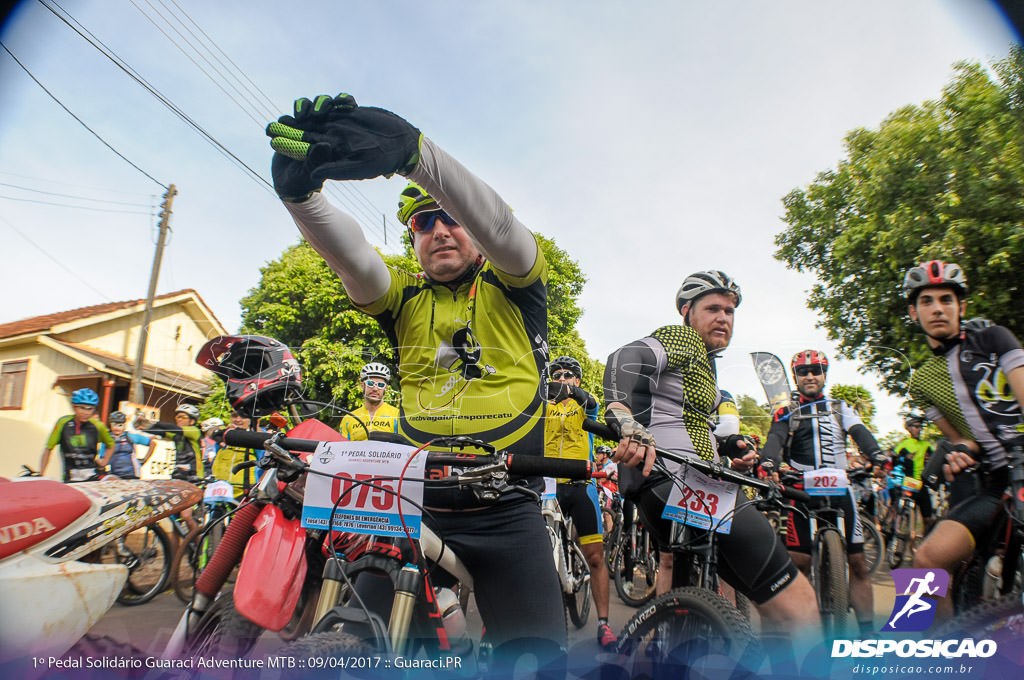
[901,476,923,492]
[542,476,557,501]
[804,468,849,496]
[302,440,427,538]
[662,468,739,534]
[203,480,235,504]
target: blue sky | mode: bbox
[0,1,1018,437]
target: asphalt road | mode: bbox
[88,566,898,659]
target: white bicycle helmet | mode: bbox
[176,403,200,420]
[902,260,967,302]
[201,417,225,433]
[675,270,742,313]
[360,362,391,382]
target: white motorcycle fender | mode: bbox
[0,554,126,661]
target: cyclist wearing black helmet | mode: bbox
[604,270,821,636]
[40,388,114,482]
[97,411,157,479]
[903,260,1024,622]
[544,355,616,650]
[265,95,562,658]
[892,415,935,533]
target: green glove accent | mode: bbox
[266,93,422,183]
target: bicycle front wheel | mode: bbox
[888,505,910,569]
[617,586,762,674]
[565,541,592,629]
[814,528,849,637]
[614,527,658,607]
[100,524,171,606]
[858,517,884,576]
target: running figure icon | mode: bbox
[883,569,950,632]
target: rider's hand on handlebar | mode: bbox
[728,450,758,473]
[606,405,657,477]
[943,442,979,482]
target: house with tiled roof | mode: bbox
[0,289,227,477]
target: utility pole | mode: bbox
[130,184,176,404]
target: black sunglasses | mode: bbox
[794,365,826,377]
[550,370,576,380]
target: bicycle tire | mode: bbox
[277,632,378,679]
[617,586,762,674]
[934,591,1024,641]
[858,517,884,576]
[614,526,658,607]
[99,524,172,606]
[184,595,263,658]
[565,540,592,628]
[889,505,909,569]
[814,528,849,637]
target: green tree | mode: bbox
[829,383,877,432]
[220,233,595,424]
[736,394,771,441]
[776,46,1024,394]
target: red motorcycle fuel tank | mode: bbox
[233,503,308,631]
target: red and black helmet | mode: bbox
[791,349,829,373]
[902,260,967,303]
[196,335,302,417]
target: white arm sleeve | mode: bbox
[282,193,391,307]
[408,138,538,278]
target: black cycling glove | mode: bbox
[266,93,422,184]
[546,381,589,405]
[716,434,757,459]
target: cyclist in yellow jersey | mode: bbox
[340,362,400,441]
[544,355,616,650]
[893,415,936,533]
[267,94,563,660]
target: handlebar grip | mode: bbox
[922,440,953,490]
[780,485,812,504]
[583,418,618,441]
[220,429,319,453]
[231,461,258,475]
[506,455,591,481]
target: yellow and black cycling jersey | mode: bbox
[340,403,400,441]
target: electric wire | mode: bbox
[0,39,166,189]
[0,181,155,207]
[0,194,155,214]
[38,0,272,193]
[0,214,111,300]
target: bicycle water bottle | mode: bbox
[434,587,473,656]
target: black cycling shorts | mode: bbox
[785,488,864,556]
[943,468,1009,550]
[556,482,603,546]
[635,477,799,605]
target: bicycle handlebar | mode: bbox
[217,428,592,481]
[582,418,811,503]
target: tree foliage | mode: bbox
[829,383,876,432]
[736,394,771,441]
[225,232,597,424]
[776,46,1024,394]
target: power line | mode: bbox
[0,214,111,299]
[0,193,154,214]
[0,181,155,207]
[0,39,166,189]
[38,0,273,193]
[129,0,404,249]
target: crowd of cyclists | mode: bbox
[27,93,1024,666]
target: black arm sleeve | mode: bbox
[603,340,659,415]
[572,385,598,410]
[849,423,881,457]
[142,422,184,436]
[760,416,790,467]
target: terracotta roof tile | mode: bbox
[0,289,202,340]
